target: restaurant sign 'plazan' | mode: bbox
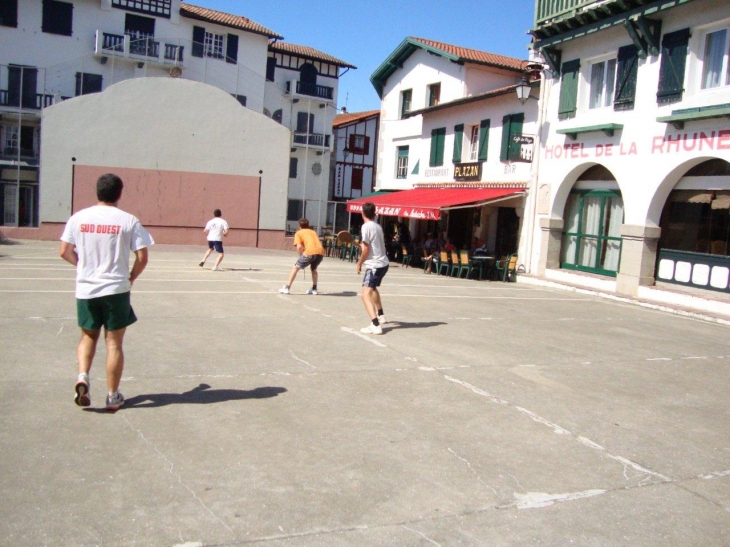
[453,162,482,181]
[347,202,441,220]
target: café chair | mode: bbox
[457,250,473,279]
[422,250,433,273]
[448,250,461,277]
[437,251,450,276]
[400,247,412,268]
[495,254,518,282]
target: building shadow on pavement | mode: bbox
[84,383,286,411]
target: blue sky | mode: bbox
[198,0,537,113]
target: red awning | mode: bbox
[346,187,525,220]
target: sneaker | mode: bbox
[74,374,90,407]
[105,392,125,411]
[378,314,386,325]
[198,261,204,267]
[306,288,318,295]
[211,266,220,271]
[360,324,383,335]
[278,286,290,294]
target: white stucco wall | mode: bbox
[40,78,289,229]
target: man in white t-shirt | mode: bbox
[199,209,229,271]
[356,202,390,335]
[60,173,154,410]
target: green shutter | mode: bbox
[430,128,445,167]
[477,119,490,161]
[657,28,690,105]
[558,59,580,120]
[411,159,419,175]
[452,124,464,163]
[508,113,524,161]
[614,45,639,111]
[500,115,511,162]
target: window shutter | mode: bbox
[0,0,18,27]
[226,34,238,64]
[348,134,356,150]
[508,113,524,161]
[500,115,512,162]
[430,128,445,167]
[192,26,205,58]
[289,157,298,178]
[58,1,73,36]
[477,119,490,161]
[614,45,639,111]
[411,159,419,175]
[296,112,308,132]
[656,28,690,105]
[452,124,464,163]
[558,59,580,120]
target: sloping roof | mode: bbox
[269,42,356,69]
[180,3,283,39]
[333,109,380,127]
[370,37,526,98]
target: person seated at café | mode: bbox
[423,232,438,273]
[443,238,456,252]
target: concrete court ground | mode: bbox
[0,239,729,547]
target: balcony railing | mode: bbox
[292,132,330,148]
[1,147,37,158]
[656,249,730,294]
[96,31,185,66]
[0,89,55,110]
[535,0,597,26]
[286,80,334,101]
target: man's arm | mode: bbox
[296,243,305,255]
[59,241,78,266]
[356,241,370,274]
[129,247,149,286]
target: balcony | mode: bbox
[286,80,334,102]
[1,147,37,159]
[534,0,596,26]
[0,89,55,110]
[292,132,331,149]
[95,30,185,68]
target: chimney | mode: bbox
[340,106,347,114]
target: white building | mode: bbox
[0,0,354,248]
[349,37,539,260]
[264,41,356,235]
[529,0,730,298]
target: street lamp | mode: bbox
[516,77,533,104]
[515,61,545,104]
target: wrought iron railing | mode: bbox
[292,132,330,148]
[0,90,55,109]
[102,32,124,52]
[164,44,184,62]
[656,249,730,294]
[296,81,333,100]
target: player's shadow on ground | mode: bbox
[223,268,262,272]
[85,384,286,411]
[387,321,447,330]
[323,291,358,297]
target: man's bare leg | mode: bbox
[77,329,100,375]
[311,268,318,288]
[285,266,299,287]
[370,288,383,314]
[361,286,378,320]
[200,248,213,266]
[213,252,224,268]
[104,327,126,394]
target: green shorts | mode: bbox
[77,292,137,331]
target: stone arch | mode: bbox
[549,161,620,219]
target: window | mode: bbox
[429,127,445,167]
[266,57,276,81]
[7,66,38,109]
[400,89,412,119]
[289,158,298,178]
[348,134,369,154]
[42,0,73,36]
[396,146,409,179]
[428,83,441,107]
[233,94,246,107]
[287,199,303,221]
[558,59,580,120]
[351,168,363,191]
[4,126,19,154]
[0,0,18,27]
[700,26,730,89]
[468,125,480,161]
[588,58,616,109]
[125,14,155,56]
[660,190,730,256]
[561,190,624,276]
[205,31,224,59]
[500,114,524,162]
[614,45,639,111]
[112,0,171,18]
[226,34,238,64]
[657,28,690,104]
[272,109,283,124]
[75,73,102,96]
[296,112,315,133]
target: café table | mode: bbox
[469,255,495,281]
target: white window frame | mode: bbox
[587,57,617,110]
[467,124,479,161]
[396,146,409,179]
[4,126,19,152]
[427,82,441,107]
[204,30,224,59]
[688,19,730,98]
[579,53,617,113]
[699,24,730,90]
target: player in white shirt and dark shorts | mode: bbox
[60,173,154,410]
[200,209,229,271]
[356,202,390,335]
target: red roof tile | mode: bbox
[410,37,525,72]
[180,3,283,39]
[333,109,380,127]
[269,42,356,69]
